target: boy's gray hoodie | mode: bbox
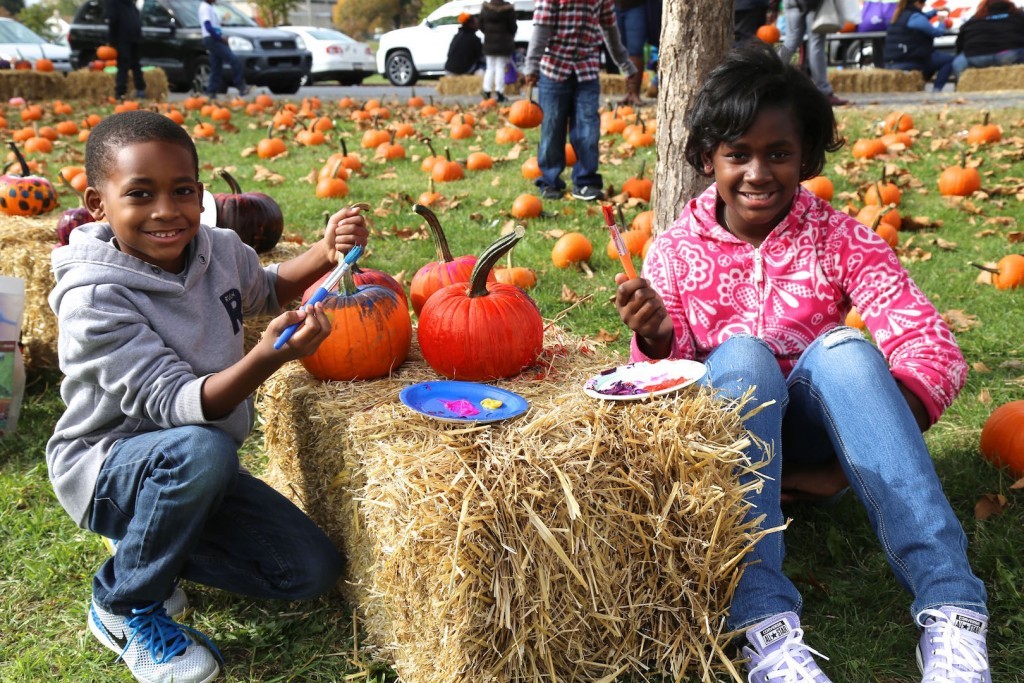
[47,222,281,527]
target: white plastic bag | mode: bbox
[811,0,842,34]
[836,0,862,26]
[0,276,26,438]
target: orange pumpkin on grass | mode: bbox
[979,400,1024,476]
[409,203,493,316]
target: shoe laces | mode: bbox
[748,626,830,682]
[919,609,988,682]
[120,602,222,666]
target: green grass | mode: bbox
[1,98,1022,682]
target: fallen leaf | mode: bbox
[974,262,997,285]
[941,309,980,333]
[482,197,498,207]
[252,165,286,185]
[542,229,566,240]
[974,493,1008,521]
[972,361,990,373]
[592,328,620,344]
[561,284,583,303]
[999,360,1024,372]
[1009,231,1024,244]
[1010,477,1024,490]
[977,387,991,405]
[902,215,943,231]
[933,237,957,251]
[490,176,502,187]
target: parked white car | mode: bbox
[278,25,375,85]
[0,17,72,72]
[376,0,534,86]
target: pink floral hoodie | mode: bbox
[630,184,966,425]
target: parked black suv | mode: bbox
[69,0,311,94]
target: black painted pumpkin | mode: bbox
[212,169,283,253]
[1,141,58,217]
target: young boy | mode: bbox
[47,109,366,683]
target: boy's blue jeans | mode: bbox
[535,74,601,193]
[704,330,987,632]
[89,425,342,616]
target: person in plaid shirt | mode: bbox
[523,0,641,202]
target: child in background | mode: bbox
[613,43,990,682]
[47,109,366,682]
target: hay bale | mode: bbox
[599,73,629,95]
[63,68,169,101]
[956,64,1024,92]
[258,329,768,682]
[829,68,925,93]
[0,216,59,369]
[242,239,308,353]
[435,75,521,97]
[0,71,65,101]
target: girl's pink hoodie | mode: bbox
[630,184,966,425]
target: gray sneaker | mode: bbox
[571,185,604,201]
[89,600,219,683]
[540,186,564,200]
[916,607,991,683]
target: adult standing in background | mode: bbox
[734,0,776,44]
[105,0,146,100]
[883,0,954,91]
[523,0,641,202]
[199,0,250,97]
[613,0,647,100]
[778,0,850,106]
[479,0,518,102]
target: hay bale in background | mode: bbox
[435,75,521,97]
[829,68,924,93]
[0,71,65,101]
[956,64,1024,92]
[0,217,59,369]
[63,68,169,101]
[259,329,766,682]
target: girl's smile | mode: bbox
[705,105,804,246]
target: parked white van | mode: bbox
[376,0,534,86]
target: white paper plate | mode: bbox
[583,359,707,401]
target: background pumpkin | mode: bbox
[979,400,1024,476]
[212,169,284,253]
[0,141,58,217]
[417,227,543,381]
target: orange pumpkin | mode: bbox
[989,254,1024,290]
[496,126,525,144]
[755,24,781,43]
[466,151,493,171]
[409,204,493,316]
[35,58,55,72]
[315,160,350,199]
[431,148,464,183]
[801,175,834,202]
[966,112,1001,145]
[938,152,981,197]
[845,307,866,330]
[883,112,914,133]
[0,141,58,216]
[979,400,1024,475]
[508,85,543,129]
[631,209,654,235]
[856,204,901,231]
[622,160,652,202]
[96,45,118,61]
[256,126,287,159]
[605,229,648,260]
[521,156,542,180]
[551,232,593,268]
[511,193,542,219]
[852,138,887,159]
[864,179,902,207]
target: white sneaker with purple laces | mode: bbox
[742,612,832,682]
[917,606,991,683]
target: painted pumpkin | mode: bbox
[0,141,58,217]
[212,170,284,253]
[299,267,412,381]
[409,203,493,316]
[418,227,544,381]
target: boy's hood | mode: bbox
[50,221,213,304]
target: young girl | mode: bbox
[613,43,990,682]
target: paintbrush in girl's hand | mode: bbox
[273,245,363,350]
[601,204,637,280]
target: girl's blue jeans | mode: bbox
[89,425,343,616]
[704,330,987,632]
[535,73,601,193]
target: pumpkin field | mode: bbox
[1,91,1023,681]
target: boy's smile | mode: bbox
[705,105,804,246]
[84,140,204,274]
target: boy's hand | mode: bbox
[614,273,673,358]
[262,302,332,359]
[323,203,370,264]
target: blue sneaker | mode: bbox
[89,600,219,683]
[916,607,991,683]
[742,612,832,682]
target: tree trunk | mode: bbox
[652,0,734,234]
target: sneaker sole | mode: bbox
[571,193,601,201]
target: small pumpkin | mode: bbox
[622,159,652,202]
[417,178,443,207]
[937,151,981,197]
[755,24,781,43]
[883,112,913,133]
[96,45,118,61]
[494,249,537,290]
[256,124,287,159]
[418,226,543,381]
[299,267,412,381]
[0,141,58,217]
[551,231,593,269]
[315,160,350,199]
[508,84,543,129]
[966,112,1001,146]
[521,156,542,180]
[864,175,902,207]
[511,193,542,219]
[979,400,1024,476]
[466,151,493,171]
[431,147,464,183]
[974,254,1024,290]
[625,116,655,148]
[851,137,887,159]
[801,175,834,202]
[409,203,493,316]
[213,169,284,253]
[495,126,525,145]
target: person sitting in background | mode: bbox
[445,14,484,76]
[883,0,955,91]
[952,0,1024,77]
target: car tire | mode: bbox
[385,50,417,87]
[269,79,303,95]
[190,56,212,94]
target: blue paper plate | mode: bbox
[399,381,528,424]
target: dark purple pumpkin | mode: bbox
[56,207,94,245]
[212,169,283,253]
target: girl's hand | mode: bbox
[323,203,370,264]
[613,273,674,358]
[261,302,332,359]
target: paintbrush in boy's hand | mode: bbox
[273,245,363,350]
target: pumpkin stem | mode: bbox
[444,146,452,162]
[218,169,242,195]
[469,226,526,298]
[982,111,989,126]
[970,262,1001,275]
[7,141,29,176]
[339,264,360,296]
[637,158,646,181]
[421,136,436,158]
[340,137,349,157]
[265,122,275,140]
[616,203,626,230]
[413,203,454,262]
